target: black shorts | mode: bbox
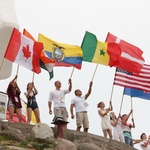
[27,100,39,110]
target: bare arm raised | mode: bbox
[68,78,72,92]
[85,81,93,100]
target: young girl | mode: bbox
[24,82,41,124]
[7,75,22,123]
[121,109,135,147]
[97,101,113,139]
[110,112,125,143]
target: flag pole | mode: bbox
[16,64,19,76]
[109,68,117,103]
[32,72,35,82]
[131,96,133,118]
[70,67,75,79]
[0,58,5,72]
[16,64,20,82]
[119,93,124,115]
[91,64,98,81]
[110,84,114,102]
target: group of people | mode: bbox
[97,101,135,146]
[48,78,93,132]
[97,101,150,150]
[7,75,41,124]
[6,76,150,149]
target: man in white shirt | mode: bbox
[70,81,93,132]
[48,79,72,128]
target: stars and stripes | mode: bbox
[114,64,150,92]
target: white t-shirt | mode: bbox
[48,89,70,108]
[140,140,150,150]
[71,96,87,112]
[111,119,123,133]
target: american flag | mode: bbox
[114,64,150,92]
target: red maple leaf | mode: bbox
[22,44,31,62]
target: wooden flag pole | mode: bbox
[131,96,133,118]
[119,93,124,115]
[16,65,20,82]
[91,64,98,81]
[0,58,5,71]
[110,84,114,102]
[32,72,35,82]
[16,64,19,76]
[70,67,75,79]
[109,68,117,103]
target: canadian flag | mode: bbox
[4,28,43,74]
[23,29,55,73]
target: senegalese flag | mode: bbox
[81,31,122,67]
[23,29,54,80]
[38,33,83,69]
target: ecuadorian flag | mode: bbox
[81,31,121,67]
[38,33,83,69]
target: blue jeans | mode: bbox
[124,137,133,146]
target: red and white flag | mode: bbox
[4,28,43,74]
[23,29,55,72]
[114,64,150,92]
[105,32,145,74]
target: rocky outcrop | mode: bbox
[31,123,54,143]
[0,121,137,150]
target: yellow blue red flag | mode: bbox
[38,33,83,69]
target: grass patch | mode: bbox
[0,134,16,141]
[18,139,31,147]
[0,135,6,141]
[0,135,57,150]
[18,140,57,150]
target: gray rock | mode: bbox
[31,123,54,143]
[56,138,76,150]
[77,142,102,150]
[0,122,137,150]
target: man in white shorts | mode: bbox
[48,79,72,128]
[70,81,93,132]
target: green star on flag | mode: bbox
[100,49,105,56]
[81,31,122,66]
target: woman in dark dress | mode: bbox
[7,75,22,123]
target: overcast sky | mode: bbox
[1,0,150,149]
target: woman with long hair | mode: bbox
[110,111,125,143]
[7,75,22,123]
[24,82,41,124]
